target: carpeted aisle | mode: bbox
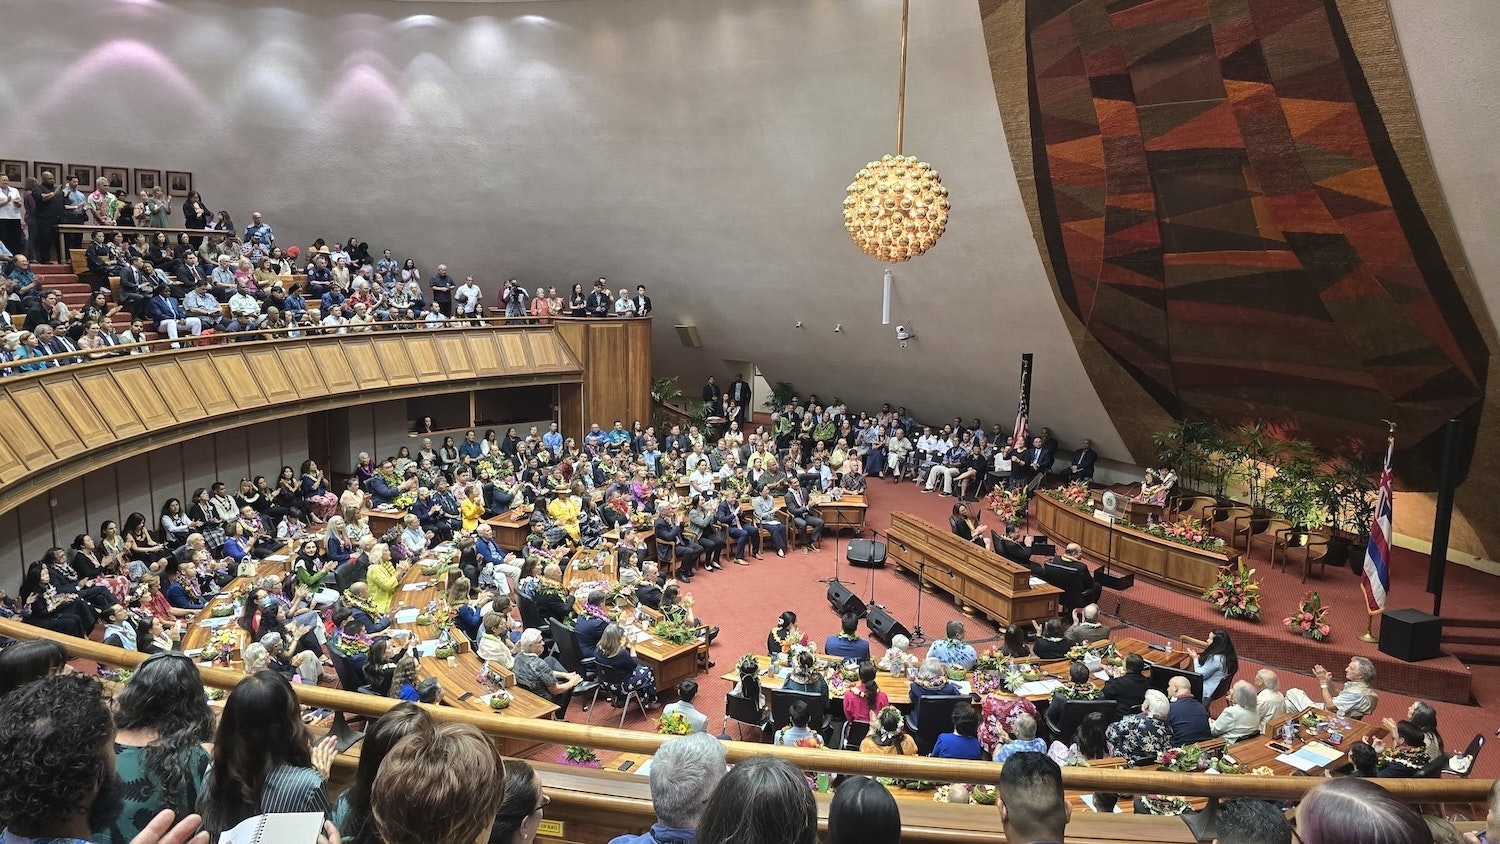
[543,475,1500,778]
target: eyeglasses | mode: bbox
[533,794,551,815]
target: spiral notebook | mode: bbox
[219,811,325,844]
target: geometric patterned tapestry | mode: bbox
[1018,0,1488,456]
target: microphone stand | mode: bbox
[911,555,929,644]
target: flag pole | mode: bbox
[1358,420,1396,643]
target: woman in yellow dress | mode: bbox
[366,542,401,613]
[460,483,485,534]
[547,483,583,543]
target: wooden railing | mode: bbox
[0,321,583,519]
[0,619,1486,806]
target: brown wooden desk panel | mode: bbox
[1033,494,1240,593]
[887,512,1061,628]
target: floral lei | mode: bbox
[174,573,203,602]
[1063,683,1101,700]
[578,601,611,623]
[343,590,380,617]
[1379,745,1429,769]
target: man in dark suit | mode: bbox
[701,376,723,415]
[1067,439,1097,482]
[654,507,700,582]
[632,284,652,317]
[585,278,612,317]
[1102,653,1151,720]
[1045,543,1102,612]
[634,562,665,609]
[177,251,209,293]
[663,424,690,455]
[1037,427,1059,466]
[573,589,610,660]
[116,256,155,318]
[1167,676,1212,744]
[728,374,752,425]
[783,476,824,552]
[22,290,61,329]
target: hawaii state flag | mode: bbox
[1360,435,1395,612]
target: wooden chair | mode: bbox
[1174,495,1217,523]
[1209,505,1253,545]
[1282,532,1331,582]
[1178,634,1232,707]
[1247,518,1293,564]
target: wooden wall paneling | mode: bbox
[0,386,65,462]
[497,332,532,371]
[0,509,22,579]
[42,378,113,449]
[302,413,329,473]
[81,463,121,542]
[207,351,269,410]
[464,334,505,374]
[627,320,653,426]
[269,345,326,399]
[173,357,237,415]
[584,323,629,430]
[552,321,587,362]
[0,426,28,485]
[435,334,477,379]
[141,360,207,423]
[315,345,360,393]
[558,384,584,443]
[214,428,251,487]
[396,335,442,383]
[245,419,283,482]
[49,478,87,553]
[76,372,146,438]
[342,339,389,387]
[16,494,56,573]
[114,454,154,534]
[106,365,175,431]
[240,348,299,404]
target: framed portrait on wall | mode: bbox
[0,160,24,183]
[166,170,192,195]
[67,164,96,187]
[32,161,62,183]
[100,166,127,191]
[133,168,160,195]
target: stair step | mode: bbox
[1440,617,1500,630]
[1449,649,1500,667]
[1440,633,1500,647]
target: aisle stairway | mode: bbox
[1443,617,1500,666]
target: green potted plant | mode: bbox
[1261,441,1325,546]
[763,380,797,412]
[1324,454,1378,571]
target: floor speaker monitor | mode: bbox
[1378,608,1442,663]
[826,580,867,618]
[866,604,910,645]
[847,539,888,568]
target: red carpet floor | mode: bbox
[543,475,1500,778]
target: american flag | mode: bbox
[1361,433,1395,612]
[1013,354,1032,449]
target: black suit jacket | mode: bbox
[633,295,652,316]
[585,290,611,317]
[1070,447,1097,479]
[785,488,813,519]
[1102,671,1151,720]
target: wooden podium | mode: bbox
[886,512,1061,627]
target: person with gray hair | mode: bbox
[1254,669,1285,731]
[512,628,583,719]
[1285,656,1378,717]
[1105,689,1173,762]
[608,732,727,843]
[1211,680,1262,743]
[1215,798,1292,844]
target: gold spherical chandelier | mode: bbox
[844,0,949,263]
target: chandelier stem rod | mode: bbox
[896,0,909,156]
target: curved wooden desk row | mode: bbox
[0,621,1488,844]
[887,512,1063,627]
[1034,494,1240,593]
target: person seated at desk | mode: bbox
[909,658,962,721]
[1102,653,1151,720]
[594,623,659,709]
[1030,618,1071,660]
[1041,543,1102,612]
[1000,623,1032,659]
[1185,627,1238,701]
[662,679,710,734]
[783,650,829,698]
[1047,711,1110,766]
[574,589,611,660]
[994,712,1047,762]
[824,612,871,662]
[478,611,518,669]
[927,620,978,669]
[634,562,665,609]
[1106,690,1173,762]
[531,563,571,626]
[1134,467,1177,507]
[368,460,415,508]
[1044,662,1101,736]
[949,502,994,552]
[1065,603,1110,645]
[842,660,889,727]
[163,559,207,612]
[1285,657,1379,719]
[1210,681,1261,743]
[514,627,584,718]
[932,702,985,760]
[1372,721,1432,778]
[1167,675,1212,744]
[861,706,918,756]
[773,699,824,748]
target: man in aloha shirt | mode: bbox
[927,619,978,669]
[1107,689,1175,761]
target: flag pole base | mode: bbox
[1358,612,1379,643]
[1358,633,1378,643]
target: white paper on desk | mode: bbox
[1016,679,1064,697]
[393,608,420,624]
[1093,670,1111,682]
[953,680,973,696]
[263,554,290,564]
[1279,741,1342,772]
[197,615,236,629]
[416,639,439,657]
[1275,751,1317,772]
[1079,794,1123,814]
[402,581,430,592]
[1029,576,1046,587]
[183,648,204,658]
[629,630,651,644]
[219,811,324,844]
[634,759,653,776]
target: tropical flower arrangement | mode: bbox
[838,661,861,683]
[945,664,969,681]
[1202,561,1262,620]
[1139,795,1192,816]
[1044,481,1093,513]
[973,648,1009,671]
[434,643,457,659]
[420,559,455,577]
[391,490,417,511]
[653,618,698,645]
[207,627,239,663]
[1285,591,1332,641]
[1001,663,1045,693]
[656,712,692,736]
[572,555,601,571]
[98,667,133,684]
[1210,756,1243,774]
[985,488,1029,527]
[1146,517,1226,551]
[563,745,601,767]
[210,602,235,618]
[1159,744,1207,772]
[629,511,655,530]
[1066,641,1119,663]
[931,784,998,805]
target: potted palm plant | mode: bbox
[1323,455,1378,571]
[1261,447,1326,547]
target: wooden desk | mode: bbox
[1034,494,1241,594]
[359,506,405,539]
[417,651,558,757]
[1228,712,1375,776]
[887,512,1062,627]
[815,494,867,536]
[486,507,532,551]
[180,552,294,657]
[634,636,700,691]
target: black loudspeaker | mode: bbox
[1379,609,1442,662]
[827,580,867,617]
[1095,569,1135,590]
[847,539,888,568]
[866,604,910,645]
